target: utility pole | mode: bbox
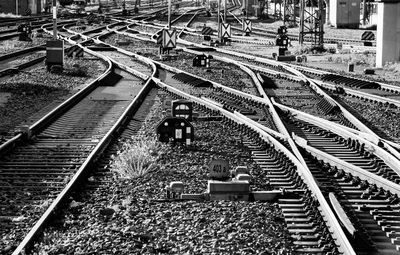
[246,0,248,19]
[362,0,367,26]
[283,0,296,27]
[217,0,220,37]
[52,0,57,39]
[224,0,226,22]
[299,0,323,47]
[168,0,171,28]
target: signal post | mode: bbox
[375,0,400,67]
[46,0,64,71]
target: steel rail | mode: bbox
[153,76,356,255]
[0,56,46,77]
[274,101,400,176]
[113,23,397,156]
[96,25,356,252]
[314,79,400,108]
[293,134,400,196]
[12,71,154,255]
[94,21,357,253]
[283,66,400,160]
[285,64,400,94]
[90,21,396,253]
[0,35,112,161]
[177,35,400,157]
[113,21,399,161]
[0,16,52,30]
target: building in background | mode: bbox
[0,0,50,15]
[329,0,361,28]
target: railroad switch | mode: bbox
[165,181,185,199]
[15,125,32,140]
[163,165,282,202]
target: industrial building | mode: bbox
[0,0,48,15]
[329,0,361,28]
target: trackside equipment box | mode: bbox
[46,39,64,69]
[329,0,361,28]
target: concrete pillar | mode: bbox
[376,2,400,68]
[325,0,330,25]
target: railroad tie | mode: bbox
[316,98,339,115]
[335,169,345,178]
[352,176,361,186]
[389,194,399,204]
[343,173,353,183]
[328,166,337,175]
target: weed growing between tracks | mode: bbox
[62,58,90,77]
[111,136,168,179]
[385,62,400,74]
[0,40,30,53]
[32,92,295,254]
[111,95,168,179]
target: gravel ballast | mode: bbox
[31,91,295,255]
[0,34,52,55]
[0,56,107,137]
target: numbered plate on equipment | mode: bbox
[209,159,229,179]
[162,29,177,49]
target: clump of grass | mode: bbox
[332,52,375,66]
[385,62,400,73]
[111,135,167,179]
[0,40,26,52]
[293,44,310,55]
[293,44,327,55]
[63,59,89,77]
[0,13,21,18]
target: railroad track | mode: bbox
[0,19,106,79]
[229,23,372,46]
[157,6,373,47]
[153,73,353,254]
[149,14,392,108]
[172,30,400,141]
[102,19,399,139]
[0,45,46,77]
[0,33,155,253]
[0,19,76,41]
[96,30,400,253]
[2,9,400,255]
[104,21,400,150]
[0,15,52,28]
[290,66,400,106]
[66,33,349,253]
[1,20,343,254]
[153,54,400,254]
